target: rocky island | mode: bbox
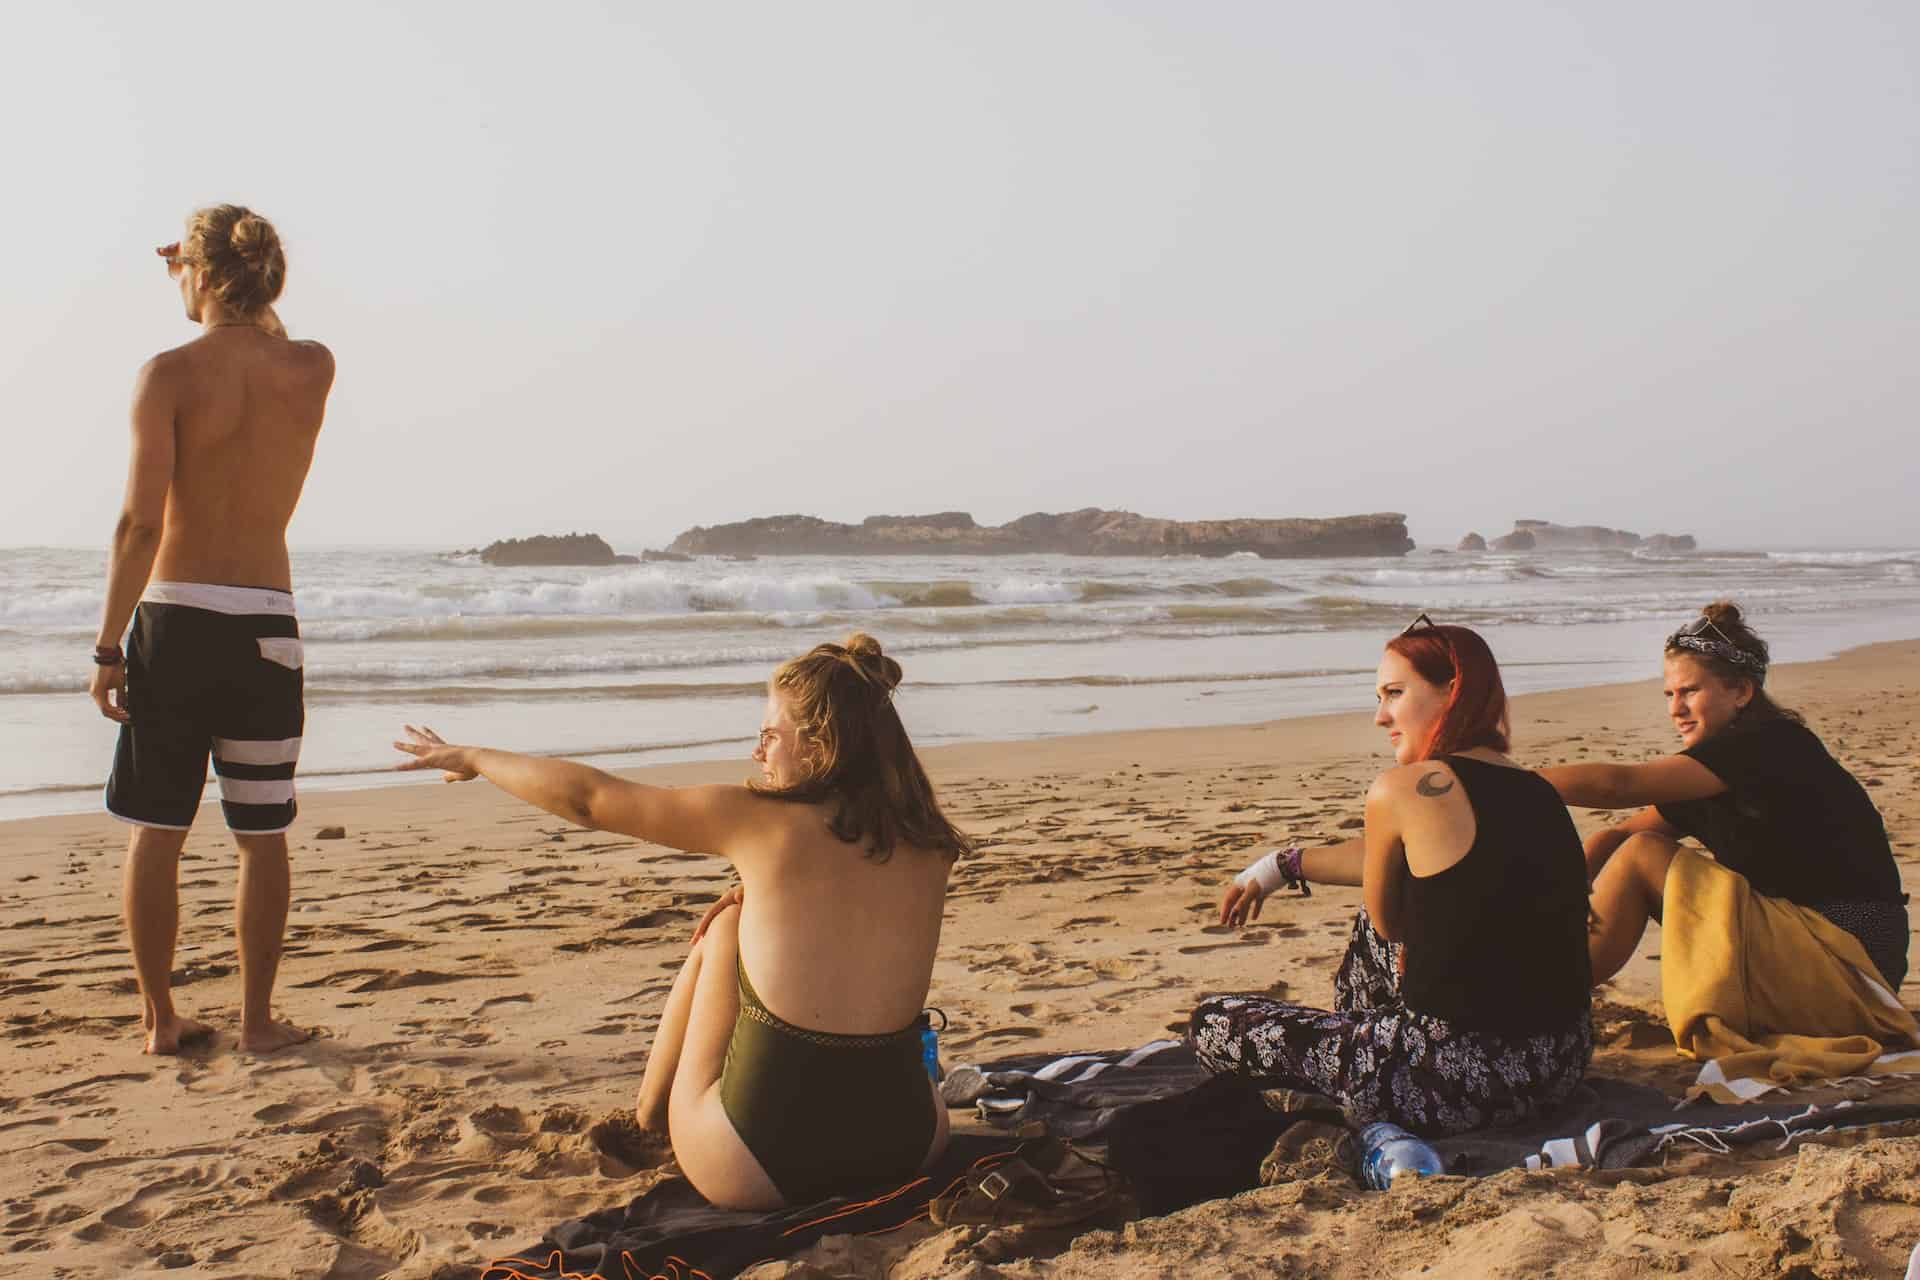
[477,533,638,566]
[1460,520,1696,554]
[666,509,1414,558]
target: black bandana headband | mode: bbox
[1667,631,1767,673]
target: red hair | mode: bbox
[1383,625,1510,761]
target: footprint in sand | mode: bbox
[947,1026,1045,1051]
[1177,935,1272,955]
[294,967,511,994]
[1089,958,1148,980]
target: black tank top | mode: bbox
[1398,756,1592,1034]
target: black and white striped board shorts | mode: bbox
[105,582,304,835]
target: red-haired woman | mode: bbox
[1192,619,1593,1136]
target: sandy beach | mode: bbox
[3,641,1917,1279]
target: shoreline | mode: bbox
[6,634,1918,834]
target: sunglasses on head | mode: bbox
[1401,612,1437,636]
[1673,615,1738,648]
[1668,615,1767,671]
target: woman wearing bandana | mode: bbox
[1541,601,1908,991]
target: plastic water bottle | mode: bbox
[918,1008,947,1082]
[1358,1122,1444,1189]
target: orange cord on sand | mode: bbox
[482,1248,714,1280]
[487,1152,1018,1279]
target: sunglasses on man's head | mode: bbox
[1674,615,1737,648]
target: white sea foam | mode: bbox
[1765,549,1920,567]
[7,545,1920,817]
[0,588,101,627]
[975,578,1080,605]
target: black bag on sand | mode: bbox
[1097,1074,1299,1216]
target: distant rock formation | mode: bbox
[667,510,1414,559]
[641,548,693,563]
[1457,532,1487,552]
[479,533,637,566]
[1477,521,1696,554]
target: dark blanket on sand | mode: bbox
[480,1133,1020,1280]
[486,1043,1920,1280]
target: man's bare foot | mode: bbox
[239,1019,312,1054]
[146,1014,215,1055]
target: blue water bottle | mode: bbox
[1358,1122,1444,1189]
[918,1008,947,1082]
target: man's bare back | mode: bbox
[148,326,332,589]
[93,205,335,1057]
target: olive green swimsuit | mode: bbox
[719,958,937,1204]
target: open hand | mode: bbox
[1219,879,1266,928]
[393,725,477,782]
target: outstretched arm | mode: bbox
[1539,756,1725,809]
[394,727,762,856]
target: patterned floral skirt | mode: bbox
[1189,911,1593,1138]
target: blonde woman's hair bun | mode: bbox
[842,632,902,693]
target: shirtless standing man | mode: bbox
[89,204,335,1054]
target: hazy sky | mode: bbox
[4,2,1916,553]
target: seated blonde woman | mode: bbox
[395,634,968,1209]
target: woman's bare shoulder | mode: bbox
[1371,759,1464,800]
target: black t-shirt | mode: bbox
[1656,717,1900,905]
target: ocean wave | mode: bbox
[0,587,103,627]
[1205,577,1298,598]
[0,566,1306,637]
[0,570,895,630]
[1766,550,1920,567]
[868,580,982,608]
[1162,604,1302,625]
[1324,565,1555,587]
[1078,581,1159,602]
[1299,595,1412,618]
[974,578,1080,605]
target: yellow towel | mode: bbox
[1660,848,1920,1103]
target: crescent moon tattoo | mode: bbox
[1416,771,1454,797]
